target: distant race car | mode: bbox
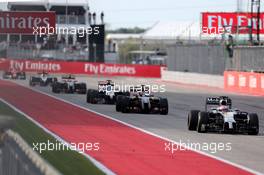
[29,72,57,86]
[52,74,87,94]
[187,96,259,135]
[2,69,26,80]
[115,85,168,115]
[86,80,129,104]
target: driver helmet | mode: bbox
[218,99,229,111]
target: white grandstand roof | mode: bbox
[142,21,264,41]
[106,34,141,40]
[142,21,244,41]
[7,0,88,6]
[142,21,203,40]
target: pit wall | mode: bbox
[161,70,224,88]
[224,71,264,96]
[0,59,161,78]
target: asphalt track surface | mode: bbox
[1,75,264,174]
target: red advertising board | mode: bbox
[224,71,264,96]
[202,12,264,34]
[0,11,56,34]
[0,59,161,78]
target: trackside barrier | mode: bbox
[0,59,161,78]
[224,71,264,96]
[0,130,61,175]
[162,70,224,88]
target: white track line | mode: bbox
[4,80,264,175]
[0,98,116,175]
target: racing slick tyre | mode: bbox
[52,83,60,93]
[248,113,259,135]
[81,84,87,94]
[116,95,124,112]
[160,98,168,115]
[188,110,200,131]
[90,90,98,104]
[86,89,93,103]
[76,83,87,94]
[121,97,130,113]
[197,112,209,133]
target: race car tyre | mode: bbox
[87,89,93,103]
[197,112,209,133]
[76,83,87,94]
[116,95,124,112]
[90,90,98,104]
[52,84,60,93]
[121,97,130,113]
[188,110,200,131]
[81,84,87,94]
[248,113,259,135]
[160,98,168,115]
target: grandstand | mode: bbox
[1,0,107,62]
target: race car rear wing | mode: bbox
[205,96,232,111]
[98,80,115,92]
[62,74,76,80]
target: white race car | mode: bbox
[29,72,57,86]
[188,96,259,135]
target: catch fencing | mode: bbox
[231,46,264,72]
[166,44,227,75]
[0,130,61,175]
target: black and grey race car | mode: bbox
[188,96,259,135]
[115,86,168,115]
[87,80,129,104]
[29,72,57,86]
[2,69,26,80]
[52,74,87,94]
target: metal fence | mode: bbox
[7,46,88,61]
[231,46,264,72]
[0,130,61,175]
[167,44,227,75]
[6,46,118,63]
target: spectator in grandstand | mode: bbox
[101,12,104,24]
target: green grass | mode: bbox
[0,101,105,175]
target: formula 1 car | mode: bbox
[2,69,26,80]
[187,96,259,135]
[115,86,168,115]
[86,80,129,104]
[52,74,87,94]
[29,72,57,86]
